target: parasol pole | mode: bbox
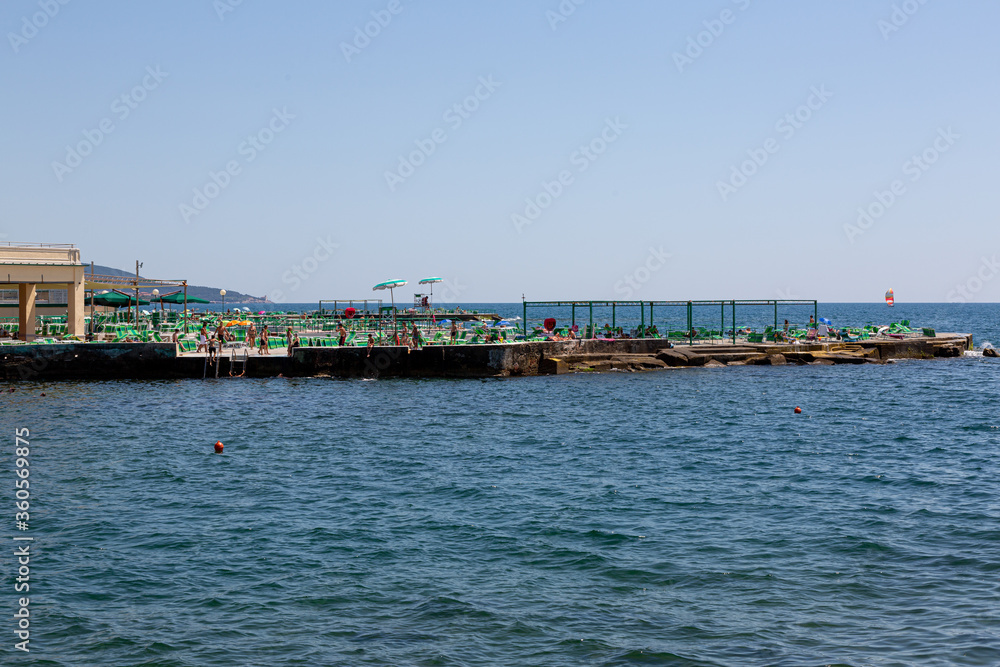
[390,286,397,344]
[429,282,435,324]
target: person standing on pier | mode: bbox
[337,323,347,347]
[259,325,270,355]
[450,320,458,344]
[198,324,209,353]
[247,321,257,350]
[411,323,422,349]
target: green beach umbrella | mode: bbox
[151,292,210,305]
[86,290,150,307]
[418,277,442,311]
[373,279,407,338]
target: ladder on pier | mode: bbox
[229,346,248,377]
[202,344,248,379]
[202,351,221,379]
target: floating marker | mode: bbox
[214,441,224,453]
[794,406,802,414]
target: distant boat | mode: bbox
[885,288,895,307]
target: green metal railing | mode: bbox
[522,299,818,342]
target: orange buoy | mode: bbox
[794,406,802,414]
[214,441,224,453]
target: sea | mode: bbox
[2,303,998,666]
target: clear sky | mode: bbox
[3,0,998,303]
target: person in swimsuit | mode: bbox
[216,322,228,347]
[259,325,269,355]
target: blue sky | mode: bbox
[2,0,998,303]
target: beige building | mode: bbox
[1,243,86,341]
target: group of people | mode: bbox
[184,318,479,359]
[195,321,276,358]
[391,322,425,349]
[197,322,235,361]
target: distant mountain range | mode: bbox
[87,264,267,303]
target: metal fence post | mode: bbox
[731,300,736,345]
[687,301,693,344]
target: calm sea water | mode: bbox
[3,304,999,665]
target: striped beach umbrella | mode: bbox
[418,277,443,319]
[373,279,407,337]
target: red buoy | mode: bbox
[214,441,224,453]
[794,406,802,414]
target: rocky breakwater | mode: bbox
[537,335,971,374]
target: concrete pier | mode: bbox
[0,333,975,381]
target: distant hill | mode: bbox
[86,264,267,303]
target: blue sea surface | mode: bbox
[2,304,999,665]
